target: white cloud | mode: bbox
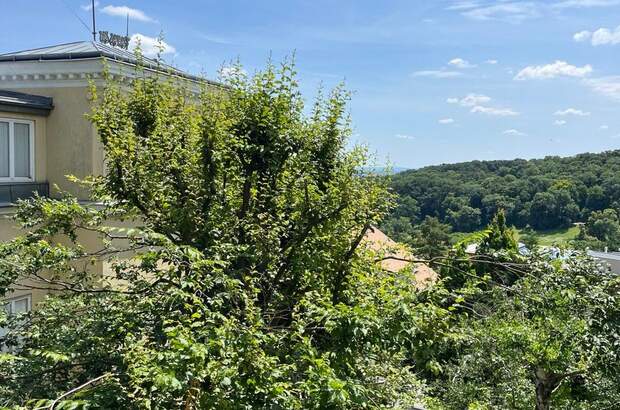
[574,26,620,45]
[446,1,483,10]
[554,108,591,116]
[447,93,492,107]
[81,0,99,11]
[574,30,592,42]
[395,134,416,140]
[438,118,455,124]
[101,5,155,22]
[461,2,542,23]
[129,34,175,57]
[591,26,620,45]
[553,0,620,8]
[485,59,498,64]
[601,125,609,130]
[584,76,620,100]
[450,0,620,23]
[448,58,476,68]
[198,33,234,45]
[503,129,527,136]
[448,93,518,116]
[471,105,519,116]
[514,60,592,80]
[555,119,567,125]
[411,70,462,78]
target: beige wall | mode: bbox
[0,210,139,307]
[0,87,100,307]
[0,64,214,310]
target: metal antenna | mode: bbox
[91,0,96,41]
[126,13,129,38]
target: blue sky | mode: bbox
[3,1,620,169]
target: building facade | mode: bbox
[0,40,212,313]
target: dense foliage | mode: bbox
[572,208,620,251]
[430,252,620,410]
[408,216,452,260]
[0,61,446,408]
[383,152,620,241]
[421,216,620,410]
[0,58,619,409]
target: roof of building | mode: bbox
[0,41,217,85]
[0,89,53,116]
[588,250,620,261]
[363,226,438,287]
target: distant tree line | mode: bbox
[382,151,620,242]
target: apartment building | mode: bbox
[0,40,212,313]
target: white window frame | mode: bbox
[2,294,32,315]
[0,118,35,182]
[1,294,32,351]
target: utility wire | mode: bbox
[57,0,92,37]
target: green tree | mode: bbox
[381,195,420,242]
[430,255,620,410]
[381,215,416,243]
[529,189,579,230]
[519,225,539,250]
[385,150,620,235]
[0,60,436,408]
[586,208,620,246]
[411,216,452,260]
[478,209,517,254]
[446,206,481,232]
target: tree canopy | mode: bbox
[383,152,620,242]
[0,60,442,408]
[0,59,619,410]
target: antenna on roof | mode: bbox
[126,13,129,38]
[91,0,96,41]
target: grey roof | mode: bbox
[0,41,216,85]
[588,250,620,261]
[0,89,53,116]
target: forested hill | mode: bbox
[383,150,620,237]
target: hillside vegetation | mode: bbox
[2,60,620,410]
[382,151,620,244]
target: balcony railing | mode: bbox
[0,182,49,206]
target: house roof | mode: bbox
[0,41,217,85]
[0,89,53,116]
[363,226,438,286]
[588,250,620,261]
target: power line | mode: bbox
[57,0,92,38]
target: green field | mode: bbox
[515,226,580,247]
[450,225,581,248]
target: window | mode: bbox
[0,118,34,181]
[0,295,31,349]
[2,295,31,316]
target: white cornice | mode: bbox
[0,58,203,91]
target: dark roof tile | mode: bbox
[0,89,53,115]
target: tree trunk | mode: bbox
[535,378,553,410]
[535,368,559,410]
